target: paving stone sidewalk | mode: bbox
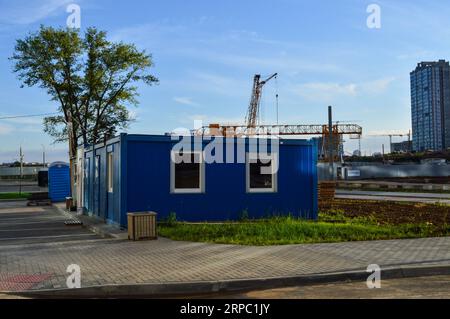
[1,205,450,292]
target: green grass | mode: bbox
[0,192,30,200]
[158,214,449,246]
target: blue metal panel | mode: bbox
[83,156,91,212]
[83,141,122,226]
[48,162,70,202]
[123,135,318,226]
[93,150,102,217]
[120,133,128,227]
[106,143,121,224]
[83,134,317,228]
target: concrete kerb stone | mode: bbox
[9,264,450,298]
[0,198,27,203]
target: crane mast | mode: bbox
[245,73,278,127]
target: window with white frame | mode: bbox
[246,153,278,193]
[171,151,204,193]
[107,152,114,193]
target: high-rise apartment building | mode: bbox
[410,60,450,151]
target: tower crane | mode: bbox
[245,73,278,127]
[191,73,363,161]
[368,131,412,153]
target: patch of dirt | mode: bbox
[323,199,450,226]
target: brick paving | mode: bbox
[1,203,450,292]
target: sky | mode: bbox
[1,0,450,163]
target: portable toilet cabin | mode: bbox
[48,162,71,202]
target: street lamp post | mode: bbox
[19,146,23,195]
[41,144,46,168]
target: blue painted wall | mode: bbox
[123,135,317,226]
[83,134,318,228]
[82,138,121,226]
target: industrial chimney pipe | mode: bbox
[328,106,334,181]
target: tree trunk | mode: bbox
[67,120,77,209]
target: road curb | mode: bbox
[0,198,27,203]
[9,264,450,298]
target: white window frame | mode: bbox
[246,152,278,193]
[170,150,205,194]
[107,152,114,193]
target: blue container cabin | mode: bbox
[48,162,71,202]
[81,134,318,228]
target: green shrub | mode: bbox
[165,212,178,227]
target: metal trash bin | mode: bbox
[127,212,157,241]
[38,171,48,187]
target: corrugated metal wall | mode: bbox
[82,138,121,226]
[48,162,70,202]
[349,164,450,179]
[123,135,318,225]
[82,135,318,227]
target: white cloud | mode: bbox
[111,22,341,75]
[4,117,43,125]
[16,126,43,133]
[293,82,357,102]
[361,77,396,94]
[0,116,44,135]
[178,114,244,127]
[0,0,73,25]
[215,53,340,74]
[111,23,187,46]
[0,122,44,135]
[172,72,249,97]
[0,124,13,135]
[178,49,341,75]
[173,97,199,107]
[396,50,435,60]
[193,114,243,125]
[292,77,395,102]
[128,109,139,121]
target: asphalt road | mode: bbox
[336,189,450,204]
[2,276,450,299]
[0,201,100,246]
[216,275,450,299]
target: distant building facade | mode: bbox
[352,150,361,157]
[410,60,450,152]
[391,140,412,153]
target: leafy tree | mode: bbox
[11,26,158,159]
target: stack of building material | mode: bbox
[318,182,336,209]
